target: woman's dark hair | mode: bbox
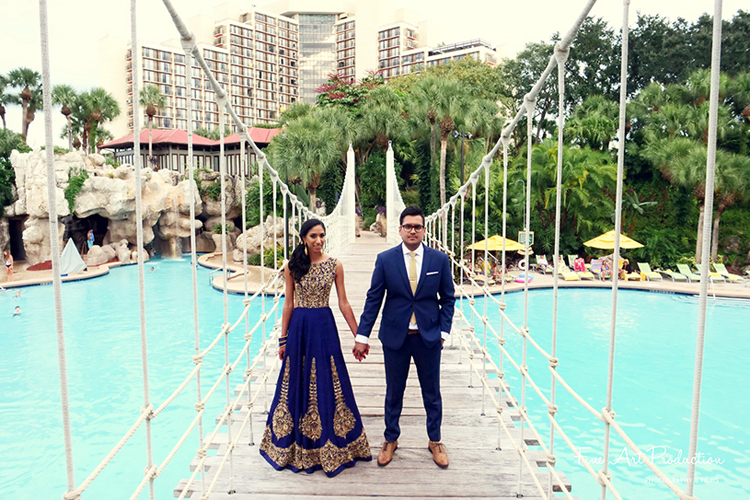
[288,219,326,282]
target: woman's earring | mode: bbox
[304,244,308,255]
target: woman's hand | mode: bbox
[278,345,286,360]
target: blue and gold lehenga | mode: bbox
[259,258,371,477]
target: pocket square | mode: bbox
[426,271,439,276]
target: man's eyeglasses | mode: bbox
[401,224,424,232]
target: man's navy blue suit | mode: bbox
[358,242,455,442]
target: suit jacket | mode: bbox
[358,243,455,350]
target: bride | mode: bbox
[259,218,372,476]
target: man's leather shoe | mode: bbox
[428,440,449,468]
[377,440,398,466]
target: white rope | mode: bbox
[687,0,723,494]
[130,1,156,498]
[600,2,631,497]
[517,94,536,498]
[549,41,569,497]
[180,33,207,496]
[39,0,75,491]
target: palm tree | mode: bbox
[139,84,167,162]
[355,86,405,161]
[7,67,42,140]
[76,88,120,154]
[565,95,618,150]
[642,136,750,262]
[268,114,340,211]
[52,85,78,151]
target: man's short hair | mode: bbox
[400,205,425,225]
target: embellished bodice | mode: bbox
[294,258,337,308]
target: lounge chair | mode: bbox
[590,259,606,280]
[712,263,746,283]
[658,269,688,282]
[695,263,726,283]
[676,264,701,283]
[557,263,580,281]
[618,259,640,281]
[535,255,553,274]
[636,262,663,281]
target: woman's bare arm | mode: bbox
[279,264,295,359]
[334,260,358,337]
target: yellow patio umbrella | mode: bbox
[466,235,524,252]
[584,230,644,250]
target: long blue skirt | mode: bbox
[259,307,372,477]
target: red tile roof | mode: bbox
[101,127,281,149]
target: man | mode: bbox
[355,205,455,468]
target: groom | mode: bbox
[354,205,455,468]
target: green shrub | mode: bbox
[203,180,222,200]
[247,245,285,269]
[0,157,16,217]
[105,157,120,167]
[362,207,376,229]
[212,223,234,233]
[64,167,89,214]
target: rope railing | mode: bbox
[407,0,718,498]
[50,2,357,499]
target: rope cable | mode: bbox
[39,0,75,491]
[687,0,723,494]
[130,1,156,497]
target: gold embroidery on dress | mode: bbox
[260,425,371,473]
[300,358,322,440]
[271,357,293,439]
[330,356,356,438]
[294,258,337,308]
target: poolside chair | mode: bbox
[712,263,746,283]
[567,255,577,269]
[535,255,553,274]
[618,259,640,281]
[590,259,606,280]
[556,262,580,281]
[658,269,688,282]
[695,263,726,283]
[676,264,701,283]
[636,262,663,281]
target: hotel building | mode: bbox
[99,1,505,138]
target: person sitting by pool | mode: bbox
[601,259,612,279]
[13,306,21,316]
[4,250,13,282]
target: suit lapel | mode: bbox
[393,244,412,293]
[415,244,432,296]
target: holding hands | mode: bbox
[353,340,369,361]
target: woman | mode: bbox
[259,219,371,477]
[4,250,13,282]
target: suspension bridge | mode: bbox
[31,0,731,499]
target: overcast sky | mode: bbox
[0,0,745,148]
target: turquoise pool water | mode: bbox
[1,258,274,499]
[3,264,748,499]
[459,289,750,499]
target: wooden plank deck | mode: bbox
[175,232,574,499]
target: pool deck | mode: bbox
[196,233,750,300]
[176,231,575,499]
[0,260,114,290]
[4,235,748,301]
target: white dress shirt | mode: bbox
[355,243,449,345]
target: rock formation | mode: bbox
[2,150,245,265]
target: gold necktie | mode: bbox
[409,251,417,323]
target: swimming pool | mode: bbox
[459,289,750,499]
[1,258,275,499]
